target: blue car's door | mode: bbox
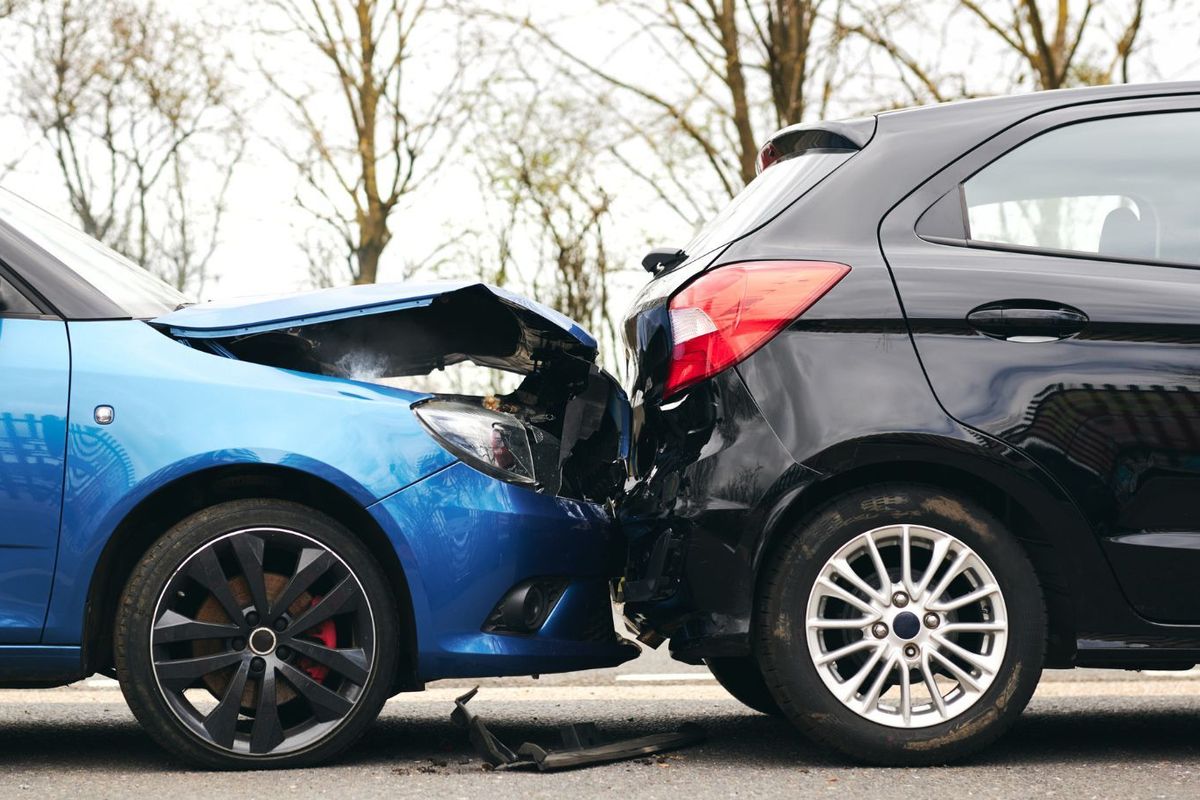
[0,274,68,643]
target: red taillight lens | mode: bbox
[665,260,850,398]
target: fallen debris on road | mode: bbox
[451,687,705,771]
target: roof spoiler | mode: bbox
[755,117,876,175]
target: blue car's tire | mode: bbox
[114,499,400,769]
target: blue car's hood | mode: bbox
[154,281,600,377]
[155,280,598,350]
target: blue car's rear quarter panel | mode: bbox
[44,319,455,643]
[370,461,636,680]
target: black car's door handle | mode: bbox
[966,301,1088,342]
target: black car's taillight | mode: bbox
[665,260,849,398]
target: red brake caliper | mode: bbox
[297,595,337,682]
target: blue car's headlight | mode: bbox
[413,398,562,491]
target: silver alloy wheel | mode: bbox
[805,524,1008,728]
[150,527,376,756]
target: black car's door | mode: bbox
[880,96,1200,624]
[0,270,68,643]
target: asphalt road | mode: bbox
[4,647,1200,799]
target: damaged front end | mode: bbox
[153,281,630,505]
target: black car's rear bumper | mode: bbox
[619,366,820,662]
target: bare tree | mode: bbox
[473,75,622,366]
[261,0,476,286]
[837,2,955,103]
[848,0,1152,103]
[961,0,1148,87]
[487,0,850,230]
[13,0,244,293]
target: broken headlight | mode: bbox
[413,399,561,492]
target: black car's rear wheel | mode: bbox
[115,499,399,769]
[705,657,782,716]
[756,485,1045,765]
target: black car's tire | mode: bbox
[115,499,400,769]
[756,485,1045,766]
[705,657,783,716]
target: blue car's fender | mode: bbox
[43,319,455,643]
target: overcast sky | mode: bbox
[0,0,1196,325]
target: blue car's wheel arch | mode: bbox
[80,461,423,691]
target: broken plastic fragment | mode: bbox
[451,687,705,772]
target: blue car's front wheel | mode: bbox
[114,499,400,769]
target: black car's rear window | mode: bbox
[681,150,857,266]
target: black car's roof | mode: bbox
[757,82,1200,186]
[876,80,1200,129]
[835,81,1200,206]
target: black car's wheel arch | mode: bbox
[82,463,420,691]
[750,451,1082,667]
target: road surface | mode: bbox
[3,646,1199,799]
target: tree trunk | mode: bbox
[716,0,761,185]
[355,239,383,285]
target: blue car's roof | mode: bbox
[154,280,598,350]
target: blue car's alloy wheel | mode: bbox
[115,500,399,769]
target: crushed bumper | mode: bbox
[618,367,820,662]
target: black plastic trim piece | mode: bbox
[914,187,967,243]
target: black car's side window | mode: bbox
[0,274,40,315]
[961,111,1200,266]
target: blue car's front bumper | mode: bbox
[370,461,638,681]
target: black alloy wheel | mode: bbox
[115,499,399,769]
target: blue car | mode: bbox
[0,190,636,768]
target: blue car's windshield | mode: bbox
[0,188,191,317]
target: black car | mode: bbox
[619,81,1200,765]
